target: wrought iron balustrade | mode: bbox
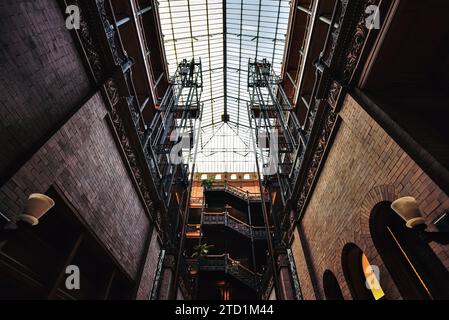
[206,182,265,202]
[186,254,261,290]
[202,211,267,240]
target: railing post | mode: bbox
[224,254,228,273]
[224,209,228,227]
[247,193,257,275]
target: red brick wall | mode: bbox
[292,94,449,300]
[0,92,153,281]
[291,228,318,300]
[136,227,161,300]
[0,0,91,182]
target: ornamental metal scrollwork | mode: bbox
[95,0,127,66]
[67,0,104,82]
[324,0,350,67]
[286,248,303,300]
[110,107,155,215]
[150,249,166,300]
[105,78,119,106]
[342,0,379,82]
[296,109,337,214]
[328,80,342,109]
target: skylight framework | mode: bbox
[158,0,291,173]
[148,58,203,201]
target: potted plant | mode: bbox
[191,243,214,259]
[201,177,214,190]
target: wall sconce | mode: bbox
[0,193,55,244]
[391,196,449,245]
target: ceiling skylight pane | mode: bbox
[157,0,291,173]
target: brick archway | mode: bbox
[360,185,397,238]
[306,184,409,300]
[357,184,403,299]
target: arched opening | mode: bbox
[370,202,449,299]
[323,270,344,300]
[342,243,385,300]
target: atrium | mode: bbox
[0,0,449,300]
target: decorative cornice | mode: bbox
[342,0,379,83]
[296,108,337,216]
[67,0,104,82]
[107,80,157,220]
[292,0,378,225]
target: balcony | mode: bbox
[202,210,267,241]
[187,254,261,291]
[205,181,268,202]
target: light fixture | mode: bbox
[391,196,449,245]
[18,193,55,226]
[1,193,55,244]
[390,196,425,228]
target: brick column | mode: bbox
[276,249,296,300]
[158,254,176,300]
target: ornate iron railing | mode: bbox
[206,182,267,202]
[150,249,165,300]
[202,211,267,240]
[187,254,261,290]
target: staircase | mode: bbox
[226,257,260,290]
[188,254,261,290]
[202,211,267,240]
[207,182,267,202]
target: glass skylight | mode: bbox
[158,0,291,173]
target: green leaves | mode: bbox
[191,243,214,258]
[201,177,214,189]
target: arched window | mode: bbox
[370,202,449,299]
[342,243,385,300]
[323,270,344,300]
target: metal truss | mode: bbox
[248,58,306,207]
[158,0,291,172]
[147,58,203,205]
